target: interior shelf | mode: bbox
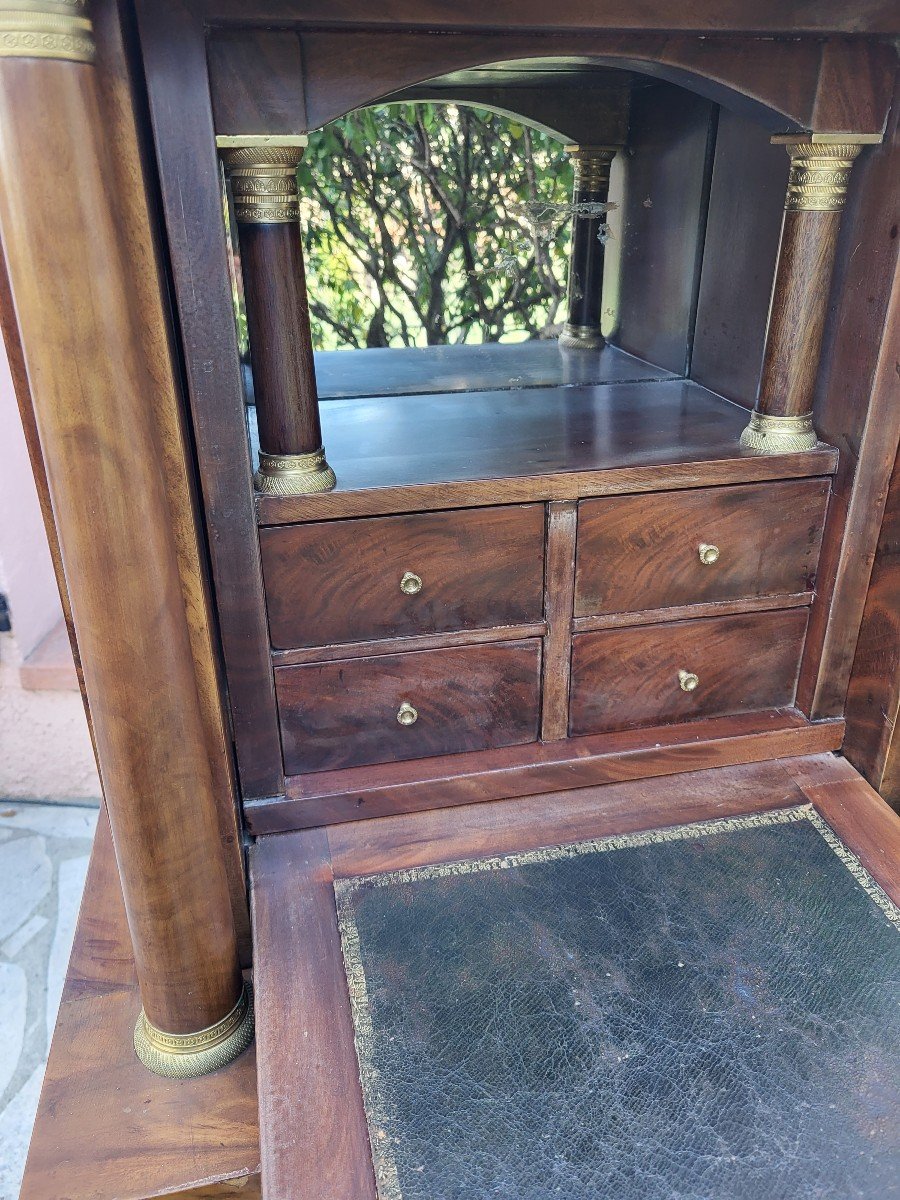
[249,348,837,523]
[313,340,675,399]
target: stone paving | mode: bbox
[0,802,99,1199]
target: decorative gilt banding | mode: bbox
[219,137,307,224]
[0,0,93,62]
[739,411,818,453]
[779,141,863,212]
[134,983,254,1078]
[256,447,337,495]
[559,321,605,350]
[564,145,616,194]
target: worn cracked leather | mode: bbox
[336,808,900,1200]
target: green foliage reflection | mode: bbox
[298,104,573,350]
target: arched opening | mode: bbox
[219,45,872,500]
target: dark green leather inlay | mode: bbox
[337,808,900,1200]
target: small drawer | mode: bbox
[574,480,829,617]
[569,609,808,737]
[261,505,545,650]
[276,639,541,774]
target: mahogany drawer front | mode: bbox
[276,639,542,774]
[569,609,808,737]
[260,504,545,650]
[574,479,829,616]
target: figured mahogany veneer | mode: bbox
[247,710,844,833]
[570,609,808,736]
[252,381,837,525]
[264,478,828,782]
[260,504,544,649]
[276,639,542,773]
[575,479,829,616]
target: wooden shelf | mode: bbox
[251,372,837,524]
[312,341,674,400]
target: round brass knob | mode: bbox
[678,669,700,693]
[397,701,418,726]
[400,571,423,595]
[698,543,720,566]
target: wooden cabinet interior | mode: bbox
[158,24,891,815]
[10,4,900,1197]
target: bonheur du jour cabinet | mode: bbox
[2,2,899,1198]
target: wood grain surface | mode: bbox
[756,208,844,420]
[276,639,542,772]
[786,755,900,904]
[570,609,809,735]
[20,812,260,1200]
[93,0,251,958]
[287,24,894,134]
[690,109,789,408]
[572,592,812,632]
[271,621,548,666]
[254,381,837,525]
[250,829,376,1200]
[613,82,716,374]
[238,221,324,457]
[261,505,544,649]
[313,341,671,400]
[134,0,285,798]
[844,436,900,806]
[0,39,242,1030]
[325,757,812,879]
[541,501,577,741]
[208,27,307,136]
[575,480,829,615]
[245,710,844,833]
[798,91,900,720]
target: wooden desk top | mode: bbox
[19,812,260,1200]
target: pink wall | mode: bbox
[0,346,62,663]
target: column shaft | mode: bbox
[559,146,615,350]
[741,139,864,452]
[0,0,250,1076]
[220,137,336,494]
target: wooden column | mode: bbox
[220,136,336,495]
[559,146,616,351]
[740,137,867,453]
[0,0,250,1076]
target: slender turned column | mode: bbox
[0,0,250,1075]
[219,136,336,495]
[559,146,616,351]
[740,138,866,453]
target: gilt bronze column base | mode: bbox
[559,322,605,351]
[739,411,818,454]
[134,983,254,1078]
[255,447,337,495]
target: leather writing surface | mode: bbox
[336,809,900,1200]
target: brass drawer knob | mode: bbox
[678,669,700,693]
[397,701,418,726]
[400,571,423,595]
[698,543,720,566]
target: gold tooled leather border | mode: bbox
[336,806,899,1198]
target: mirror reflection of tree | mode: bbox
[299,103,574,350]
